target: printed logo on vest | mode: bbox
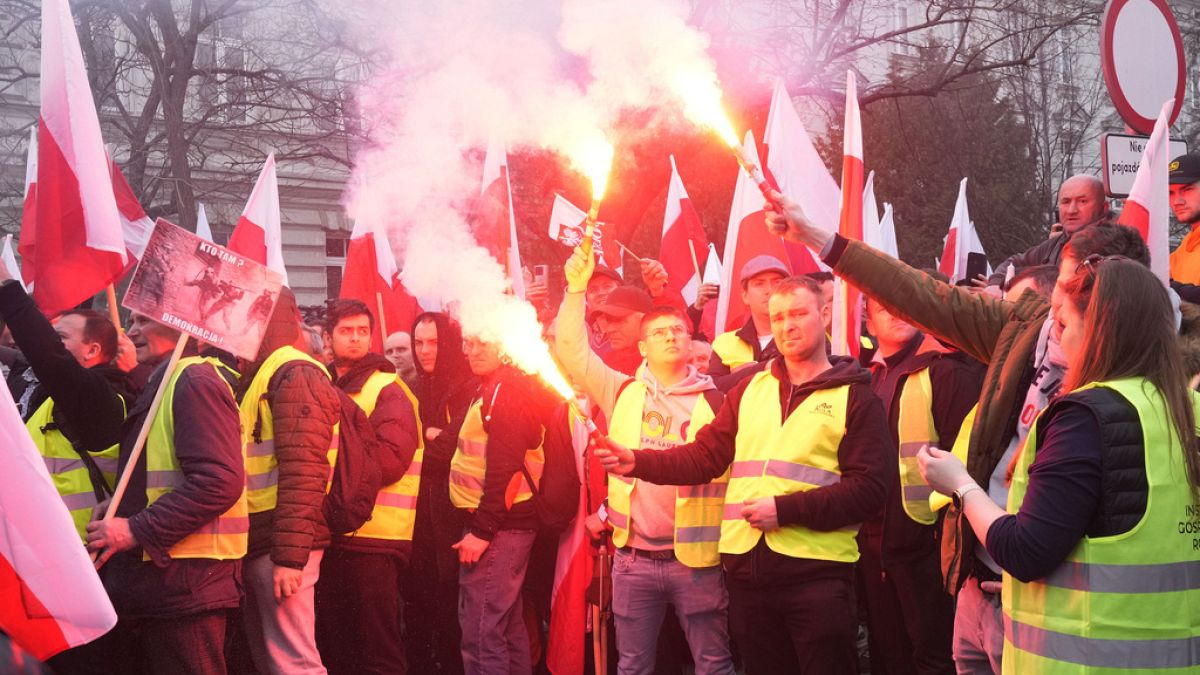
[810,402,835,418]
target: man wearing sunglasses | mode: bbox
[556,245,735,675]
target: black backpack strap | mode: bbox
[47,405,113,499]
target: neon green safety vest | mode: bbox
[722,369,859,562]
[448,395,545,510]
[26,398,122,542]
[711,331,755,370]
[896,368,938,525]
[145,356,248,560]
[607,381,726,567]
[241,346,338,514]
[343,371,424,542]
[1002,377,1200,674]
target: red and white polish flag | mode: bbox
[475,139,525,298]
[228,153,288,285]
[937,178,989,282]
[661,156,709,305]
[832,71,864,358]
[341,212,421,352]
[108,157,154,260]
[545,412,595,675]
[1118,98,1173,284]
[21,0,128,316]
[0,375,117,659]
[715,80,830,333]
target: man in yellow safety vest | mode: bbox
[598,276,892,673]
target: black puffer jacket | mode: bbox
[242,288,341,569]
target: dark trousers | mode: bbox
[315,548,407,675]
[49,611,228,675]
[728,577,858,675]
[403,558,464,675]
[857,546,955,675]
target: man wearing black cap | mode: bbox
[585,265,624,356]
[591,285,655,376]
[1169,152,1200,284]
[708,254,788,391]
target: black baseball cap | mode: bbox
[1169,153,1200,185]
[591,266,623,285]
[591,286,653,319]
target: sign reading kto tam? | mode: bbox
[1100,0,1186,135]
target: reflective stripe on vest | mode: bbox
[711,331,755,370]
[929,403,976,513]
[343,371,424,542]
[240,346,338,514]
[26,397,122,543]
[1001,378,1200,674]
[722,370,858,562]
[448,397,545,510]
[146,356,248,560]
[606,381,725,568]
[896,368,938,525]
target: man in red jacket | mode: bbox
[315,300,422,675]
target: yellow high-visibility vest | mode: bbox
[145,356,247,560]
[241,346,338,514]
[343,371,424,542]
[712,331,755,370]
[1002,377,1200,674]
[722,369,859,562]
[896,368,938,525]
[26,398,121,542]
[607,381,725,567]
[448,395,544,510]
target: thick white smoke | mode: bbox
[347,0,734,382]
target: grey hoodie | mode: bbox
[556,290,719,549]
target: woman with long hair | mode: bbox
[919,256,1200,674]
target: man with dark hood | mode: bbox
[405,311,474,675]
[237,287,341,675]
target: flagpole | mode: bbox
[105,284,122,334]
[687,241,702,282]
[100,334,189,522]
[375,291,388,343]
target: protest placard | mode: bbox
[123,218,284,360]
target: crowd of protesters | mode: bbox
[3,153,1200,675]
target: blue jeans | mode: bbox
[952,576,1004,674]
[458,529,537,675]
[611,548,735,675]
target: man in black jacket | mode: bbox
[86,313,244,675]
[857,299,984,675]
[315,300,421,675]
[0,266,136,545]
[448,336,561,675]
[598,276,891,674]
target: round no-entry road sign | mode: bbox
[1100,0,1186,135]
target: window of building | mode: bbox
[325,233,348,257]
[326,266,342,299]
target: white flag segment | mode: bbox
[2,236,24,290]
[195,203,213,242]
[703,242,721,285]
[863,171,882,251]
[0,379,117,659]
[878,203,898,259]
[479,139,525,299]
[23,126,36,199]
[765,78,841,233]
[661,155,708,305]
[1118,98,1174,284]
[228,153,288,285]
[38,0,124,259]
